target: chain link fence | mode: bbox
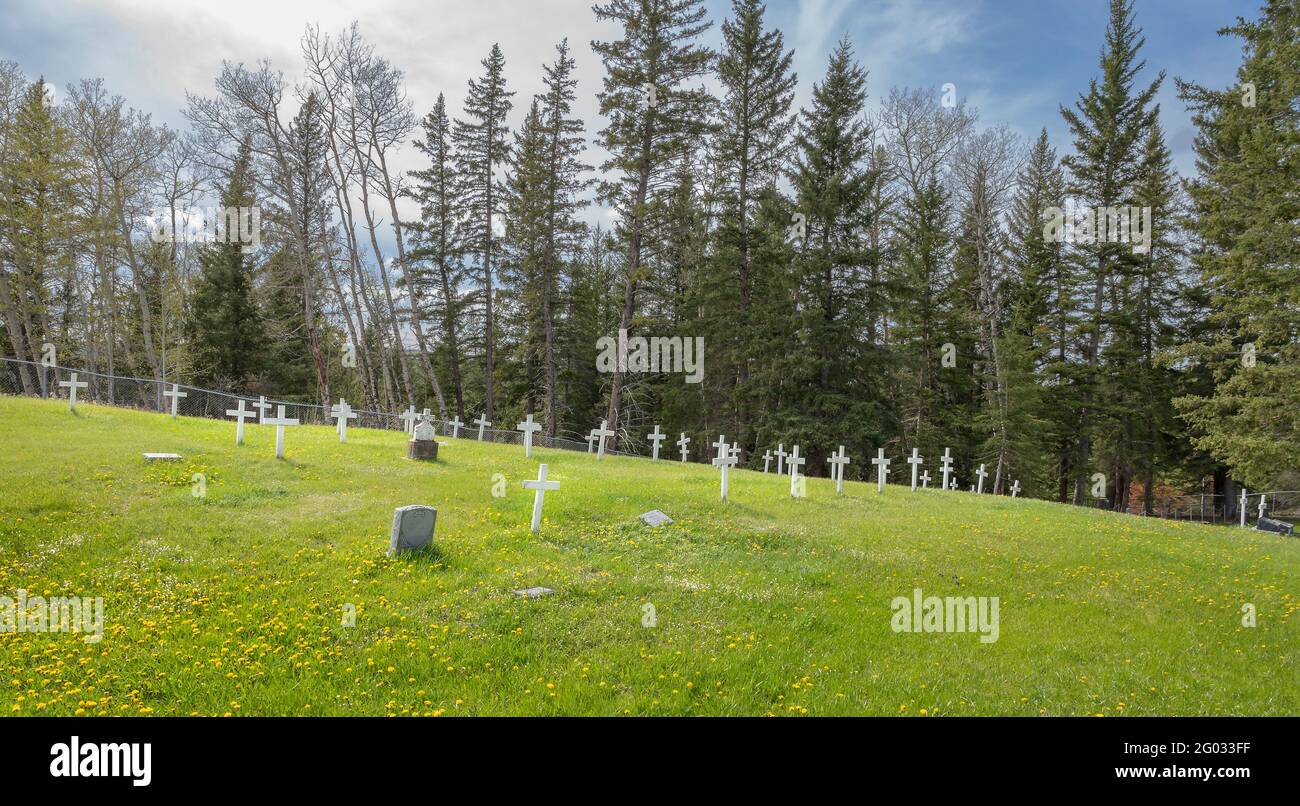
[0,357,635,457]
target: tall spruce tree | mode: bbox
[1174,0,1300,489]
[591,0,714,450]
[407,93,470,419]
[454,43,514,421]
[188,139,266,388]
[1059,0,1163,505]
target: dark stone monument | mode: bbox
[1255,516,1295,536]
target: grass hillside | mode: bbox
[1,395,1295,716]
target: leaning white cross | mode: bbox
[939,448,953,491]
[1239,488,1249,527]
[787,445,806,498]
[949,476,959,491]
[827,445,850,496]
[474,414,491,441]
[225,399,255,445]
[448,415,464,438]
[648,425,666,460]
[58,372,88,412]
[871,448,890,493]
[1010,479,1021,498]
[163,383,187,418]
[762,450,772,473]
[264,405,300,459]
[712,436,737,501]
[919,470,931,489]
[1257,495,1268,521]
[677,432,691,462]
[399,406,418,435]
[774,443,787,476]
[517,414,541,458]
[523,464,561,534]
[907,448,923,491]
[331,398,357,443]
[591,420,614,460]
[975,464,988,494]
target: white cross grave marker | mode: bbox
[949,476,959,491]
[58,372,88,412]
[774,443,787,476]
[331,398,358,443]
[677,432,690,462]
[1257,495,1268,521]
[1010,479,1021,498]
[1240,488,1249,527]
[474,414,491,441]
[586,433,597,453]
[264,405,300,459]
[648,425,666,460]
[251,396,272,423]
[975,464,988,494]
[522,464,561,534]
[448,415,464,438]
[163,383,187,418]
[712,436,737,501]
[591,420,614,460]
[225,399,255,445]
[940,448,954,492]
[920,470,931,489]
[517,414,541,458]
[399,406,418,435]
[827,445,850,495]
[871,448,890,493]
[762,450,772,473]
[788,445,806,498]
[907,448,923,491]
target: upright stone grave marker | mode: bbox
[788,445,806,498]
[474,414,491,441]
[940,448,954,491]
[591,420,614,460]
[331,399,358,443]
[389,505,436,554]
[677,432,690,462]
[408,415,439,461]
[827,446,849,496]
[712,436,737,501]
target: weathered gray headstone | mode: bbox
[389,505,437,553]
[640,509,673,527]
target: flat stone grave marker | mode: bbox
[640,509,673,527]
[389,504,436,554]
[143,453,182,461]
[1255,516,1295,536]
[512,587,555,599]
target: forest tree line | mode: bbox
[0,0,1296,509]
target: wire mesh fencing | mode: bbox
[0,357,637,457]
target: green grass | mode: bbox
[1,395,1296,716]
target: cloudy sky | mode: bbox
[1,0,1259,219]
